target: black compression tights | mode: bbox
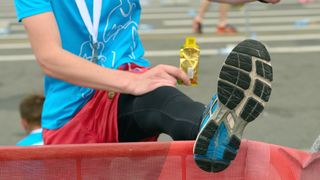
[117,86,205,142]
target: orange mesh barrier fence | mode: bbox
[0,140,319,180]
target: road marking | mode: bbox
[2,7,320,20]
[141,4,268,13]
[0,34,27,40]
[0,18,17,24]
[9,23,320,34]
[196,34,320,44]
[0,0,317,15]
[0,3,295,16]
[139,24,320,35]
[1,45,319,62]
[8,14,320,29]
[2,33,320,49]
[0,43,30,49]
[164,16,320,26]
[140,1,310,13]
[140,9,320,20]
[10,12,320,31]
[0,54,35,62]
[145,46,320,57]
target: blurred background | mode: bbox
[0,0,319,150]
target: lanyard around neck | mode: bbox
[75,0,102,44]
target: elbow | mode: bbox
[35,50,59,77]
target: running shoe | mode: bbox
[193,39,273,172]
[192,19,203,34]
[216,24,237,35]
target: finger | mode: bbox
[173,69,191,86]
[142,66,177,85]
[159,72,178,85]
[160,65,191,85]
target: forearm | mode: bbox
[22,12,135,94]
[39,47,133,93]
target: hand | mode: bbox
[127,64,191,96]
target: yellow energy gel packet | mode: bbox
[179,37,200,86]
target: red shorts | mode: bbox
[43,64,154,145]
[43,90,120,144]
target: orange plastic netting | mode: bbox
[0,140,319,180]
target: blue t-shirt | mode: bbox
[14,0,150,130]
[16,129,44,146]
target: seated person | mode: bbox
[16,94,44,146]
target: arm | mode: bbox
[22,12,190,96]
[209,0,280,4]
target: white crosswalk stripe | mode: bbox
[0,0,320,61]
[2,33,320,50]
[2,45,320,62]
[163,16,320,26]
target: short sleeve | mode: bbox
[14,0,52,22]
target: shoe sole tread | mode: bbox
[194,39,273,172]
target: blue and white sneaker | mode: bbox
[193,39,273,172]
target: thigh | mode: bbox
[117,87,179,142]
[117,86,204,142]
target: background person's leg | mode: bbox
[117,86,205,142]
[217,3,229,28]
[216,4,237,34]
[192,0,210,33]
